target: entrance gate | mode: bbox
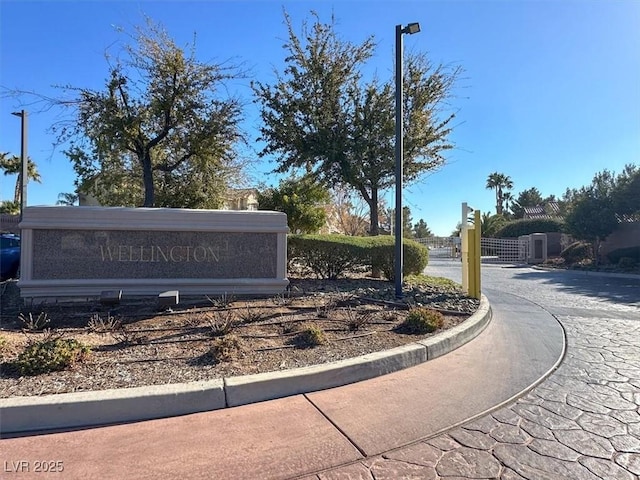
[415,236,530,263]
[414,236,459,258]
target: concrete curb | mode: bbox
[531,265,640,280]
[0,295,491,435]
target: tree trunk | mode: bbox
[369,187,379,236]
[13,173,21,204]
[141,150,155,207]
[593,237,601,267]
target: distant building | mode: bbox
[222,189,258,211]
[523,201,561,219]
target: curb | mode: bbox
[0,295,491,435]
[531,265,640,280]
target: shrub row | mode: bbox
[288,234,429,280]
[495,218,565,238]
[560,241,593,265]
[607,246,640,268]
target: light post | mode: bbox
[395,22,420,299]
[11,110,28,221]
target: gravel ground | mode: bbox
[0,274,479,398]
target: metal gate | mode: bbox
[414,236,459,258]
[480,237,529,264]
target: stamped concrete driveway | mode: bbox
[318,260,640,479]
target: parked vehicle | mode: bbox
[1,233,20,280]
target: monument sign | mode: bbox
[18,206,289,299]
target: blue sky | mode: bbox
[1,0,638,236]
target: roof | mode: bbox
[523,202,561,219]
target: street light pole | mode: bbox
[394,22,420,299]
[11,110,28,221]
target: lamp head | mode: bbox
[11,111,22,117]
[404,22,421,35]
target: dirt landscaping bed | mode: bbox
[0,274,479,398]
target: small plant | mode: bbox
[315,297,337,319]
[271,291,293,306]
[238,305,266,324]
[206,293,235,308]
[111,325,147,346]
[294,324,327,348]
[87,313,122,333]
[15,338,90,375]
[381,309,399,323]
[343,307,374,332]
[205,310,236,337]
[183,311,204,328]
[397,308,445,334]
[207,335,242,363]
[19,312,50,331]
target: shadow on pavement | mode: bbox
[510,269,640,306]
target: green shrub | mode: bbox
[207,335,242,363]
[16,338,90,375]
[560,241,593,265]
[288,234,369,279]
[495,218,564,238]
[294,324,327,348]
[607,246,640,266]
[366,236,429,281]
[396,308,444,334]
[288,234,429,280]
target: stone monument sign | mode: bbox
[18,206,289,299]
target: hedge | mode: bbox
[560,241,593,265]
[607,246,640,267]
[287,234,429,280]
[495,218,565,238]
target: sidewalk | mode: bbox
[0,289,565,479]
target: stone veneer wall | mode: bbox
[18,206,289,299]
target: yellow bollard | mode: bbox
[473,210,481,299]
[461,226,469,294]
[460,207,482,299]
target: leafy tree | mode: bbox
[257,175,330,234]
[253,11,461,235]
[510,187,544,219]
[56,193,79,206]
[412,218,433,238]
[485,172,513,215]
[402,206,414,238]
[326,186,369,236]
[565,195,617,266]
[610,164,639,220]
[0,152,42,205]
[562,167,637,265]
[51,19,245,207]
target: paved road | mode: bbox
[318,260,640,479]
[1,261,638,479]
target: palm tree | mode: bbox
[485,172,513,215]
[0,152,42,205]
[502,191,514,217]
